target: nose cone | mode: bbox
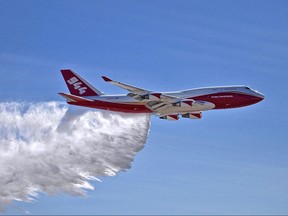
[257,92,265,101]
[253,92,265,104]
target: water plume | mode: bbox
[0,102,150,211]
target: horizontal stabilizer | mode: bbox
[58,92,93,103]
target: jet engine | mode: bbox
[181,112,202,119]
[172,99,194,107]
[128,92,162,101]
[159,114,179,121]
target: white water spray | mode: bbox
[0,102,150,211]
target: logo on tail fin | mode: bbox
[67,77,87,95]
[61,69,104,96]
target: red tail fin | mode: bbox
[61,69,103,96]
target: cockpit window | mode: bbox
[245,87,251,90]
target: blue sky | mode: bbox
[1,0,288,214]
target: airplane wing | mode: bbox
[101,75,198,115]
[101,76,149,95]
[101,76,183,102]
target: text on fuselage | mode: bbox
[211,95,233,98]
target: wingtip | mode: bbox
[101,76,112,82]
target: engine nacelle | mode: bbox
[141,93,162,101]
[159,114,179,121]
[182,112,202,119]
[172,99,194,108]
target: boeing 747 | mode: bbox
[59,69,264,121]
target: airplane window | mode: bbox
[245,87,251,90]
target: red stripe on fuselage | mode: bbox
[68,100,153,113]
[189,92,263,109]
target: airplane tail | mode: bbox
[61,69,104,96]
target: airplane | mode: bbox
[59,69,265,121]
